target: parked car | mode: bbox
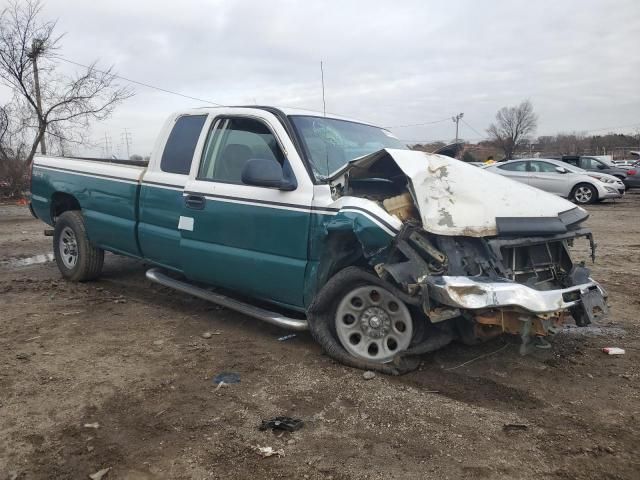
[29,107,608,372]
[485,158,623,204]
[613,159,639,168]
[560,164,626,196]
[610,161,640,188]
[556,155,632,185]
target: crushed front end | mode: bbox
[377,223,608,352]
[329,148,609,353]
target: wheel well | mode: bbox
[50,192,81,223]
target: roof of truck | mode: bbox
[195,105,379,128]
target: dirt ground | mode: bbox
[1,193,639,480]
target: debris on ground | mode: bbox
[88,467,111,480]
[212,372,240,384]
[362,371,376,380]
[254,445,285,458]
[259,416,304,432]
[152,339,164,346]
[278,334,296,341]
[602,347,625,355]
[214,381,229,391]
[15,353,30,360]
[503,424,528,432]
[201,332,213,339]
[83,422,100,429]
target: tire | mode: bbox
[570,183,598,205]
[308,267,433,374]
[53,210,104,282]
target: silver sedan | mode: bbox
[484,158,623,204]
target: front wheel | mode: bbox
[334,285,414,363]
[53,210,104,282]
[571,183,597,204]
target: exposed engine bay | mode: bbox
[327,148,609,354]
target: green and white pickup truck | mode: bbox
[30,106,608,373]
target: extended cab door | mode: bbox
[138,113,208,271]
[179,110,313,309]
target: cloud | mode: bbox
[4,0,639,154]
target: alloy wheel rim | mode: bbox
[59,226,79,269]
[335,285,413,363]
[575,186,592,203]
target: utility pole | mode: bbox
[121,129,132,159]
[103,133,113,157]
[28,39,46,154]
[452,113,464,145]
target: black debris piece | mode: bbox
[259,416,304,432]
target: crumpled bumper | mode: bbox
[425,275,607,314]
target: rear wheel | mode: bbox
[53,210,104,282]
[571,183,597,204]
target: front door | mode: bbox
[179,114,313,309]
[527,160,569,196]
[495,160,530,185]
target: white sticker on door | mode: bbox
[178,216,194,231]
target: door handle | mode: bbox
[185,194,205,210]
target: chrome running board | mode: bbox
[145,268,309,331]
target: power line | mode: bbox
[384,117,451,129]
[55,56,226,106]
[461,118,486,139]
[49,56,640,140]
[573,122,640,134]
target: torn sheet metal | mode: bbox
[330,149,582,237]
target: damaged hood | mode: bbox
[330,149,586,237]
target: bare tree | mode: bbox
[0,103,30,197]
[0,0,133,167]
[487,100,537,160]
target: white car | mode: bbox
[485,158,623,204]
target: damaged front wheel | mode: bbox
[335,285,413,363]
[307,267,426,374]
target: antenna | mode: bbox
[320,61,326,117]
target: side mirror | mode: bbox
[241,158,296,191]
[555,166,568,174]
[596,164,606,170]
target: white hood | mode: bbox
[331,149,583,237]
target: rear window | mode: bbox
[160,115,207,174]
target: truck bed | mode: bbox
[31,155,147,257]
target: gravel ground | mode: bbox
[0,193,639,480]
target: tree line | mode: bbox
[411,100,639,162]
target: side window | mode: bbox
[530,161,557,173]
[564,158,579,167]
[198,117,285,184]
[580,157,599,169]
[160,115,207,174]
[498,161,527,172]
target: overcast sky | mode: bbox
[3,0,639,156]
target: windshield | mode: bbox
[289,115,407,181]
